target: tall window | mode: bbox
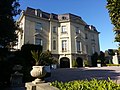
[35,38,43,46]
[76,27,80,34]
[35,22,42,31]
[83,45,87,54]
[53,26,57,33]
[86,45,88,53]
[61,26,67,33]
[85,33,88,39]
[62,40,67,51]
[76,41,81,52]
[53,40,56,50]
[91,34,95,41]
[92,46,95,54]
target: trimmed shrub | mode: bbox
[21,44,43,66]
[51,78,120,90]
[106,64,120,66]
[91,52,98,67]
[72,60,78,67]
[84,60,89,67]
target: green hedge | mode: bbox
[51,78,120,90]
[106,64,120,66]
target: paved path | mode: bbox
[45,67,120,83]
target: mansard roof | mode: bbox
[18,7,99,33]
[24,7,86,23]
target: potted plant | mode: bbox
[40,50,52,77]
[30,50,46,84]
[97,60,101,67]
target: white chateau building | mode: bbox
[17,7,100,68]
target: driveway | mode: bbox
[5,66,120,90]
[45,67,120,83]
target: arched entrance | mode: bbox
[76,57,83,67]
[60,57,70,68]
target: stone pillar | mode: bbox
[112,52,119,64]
[25,82,59,90]
[10,71,23,87]
[25,82,36,90]
[10,65,23,87]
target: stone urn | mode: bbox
[97,63,101,67]
[97,60,101,67]
[30,66,46,84]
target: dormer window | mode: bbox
[62,16,66,20]
[35,9,42,17]
[35,10,37,16]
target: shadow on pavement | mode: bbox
[45,67,120,83]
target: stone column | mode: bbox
[112,52,119,64]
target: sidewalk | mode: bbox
[45,67,120,83]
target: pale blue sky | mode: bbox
[18,0,118,51]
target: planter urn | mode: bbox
[30,66,46,84]
[97,63,101,67]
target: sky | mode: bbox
[18,0,118,51]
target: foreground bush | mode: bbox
[51,78,120,90]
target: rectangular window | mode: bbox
[83,45,87,54]
[53,26,57,33]
[35,38,43,46]
[85,33,88,39]
[35,23,42,31]
[86,45,88,53]
[76,41,81,52]
[53,40,56,50]
[91,34,95,41]
[92,46,95,54]
[62,40,67,51]
[76,27,80,34]
[61,26,67,33]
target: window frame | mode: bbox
[76,41,81,52]
[62,40,67,51]
[35,22,42,31]
[35,37,43,46]
[53,40,56,50]
[92,46,95,54]
[61,26,67,33]
[76,27,80,34]
[53,26,57,33]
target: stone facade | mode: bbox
[16,7,100,68]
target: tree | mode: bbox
[106,0,120,48]
[91,52,98,67]
[99,51,105,66]
[0,0,20,48]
